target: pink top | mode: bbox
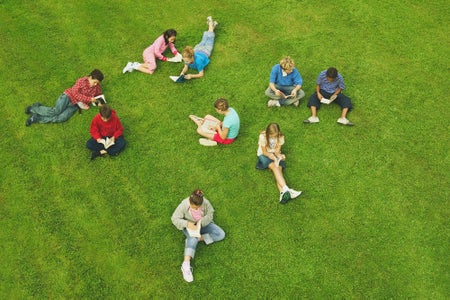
[189,207,203,222]
[146,34,178,61]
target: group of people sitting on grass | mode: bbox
[23,15,355,283]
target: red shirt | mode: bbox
[65,77,102,106]
[89,110,124,140]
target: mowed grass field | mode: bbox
[0,0,449,298]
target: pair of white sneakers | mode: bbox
[122,62,140,74]
[207,16,218,28]
[303,116,354,126]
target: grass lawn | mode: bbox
[0,0,449,298]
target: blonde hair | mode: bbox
[214,98,229,112]
[264,123,283,148]
[182,46,194,60]
[279,56,295,72]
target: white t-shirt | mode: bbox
[257,132,284,156]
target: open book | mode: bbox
[320,98,331,104]
[92,94,107,106]
[169,74,186,83]
[100,137,115,149]
[321,94,337,105]
[187,220,201,238]
[201,115,220,134]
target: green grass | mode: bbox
[1,0,449,298]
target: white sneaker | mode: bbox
[122,62,133,74]
[337,117,354,126]
[293,100,300,107]
[207,16,218,27]
[289,189,302,199]
[132,62,141,69]
[199,138,218,146]
[303,116,319,123]
[181,264,194,282]
[267,100,281,107]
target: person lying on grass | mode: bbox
[25,69,104,126]
[256,123,302,204]
[179,16,218,80]
[122,29,181,75]
[171,189,225,283]
[189,98,240,146]
[86,105,126,160]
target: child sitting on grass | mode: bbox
[256,123,302,203]
[86,105,126,160]
[189,98,240,146]
[179,16,218,80]
[171,189,225,283]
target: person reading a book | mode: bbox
[179,16,218,80]
[122,29,181,75]
[266,56,305,107]
[256,123,302,204]
[25,69,104,126]
[86,105,126,160]
[188,98,240,146]
[303,67,354,126]
[171,189,225,283]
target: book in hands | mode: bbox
[92,94,107,106]
[169,74,186,83]
[187,220,201,238]
[201,115,220,135]
[100,137,115,149]
[167,53,183,63]
[320,98,331,104]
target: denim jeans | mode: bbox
[183,222,225,258]
[265,85,305,106]
[194,31,215,57]
[86,136,126,156]
[30,93,78,123]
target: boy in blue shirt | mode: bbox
[303,67,354,126]
[180,16,218,80]
[266,56,305,107]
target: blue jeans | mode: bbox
[86,136,126,156]
[194,31,215,57]
[30,93,78,123]
[183,222,225,258]
[265,85,306,106]
[256,155,285,170]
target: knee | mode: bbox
[216,229,226,241]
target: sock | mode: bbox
[282,185,289,193]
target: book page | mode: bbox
[187,221,201,238]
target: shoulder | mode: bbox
[202,198,213,208]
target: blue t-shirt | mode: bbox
[269,64,303,86]
[188,52,210,72]
[316,70,345,93]
[222,108,240,139]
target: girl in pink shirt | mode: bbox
[122,29,181,75]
